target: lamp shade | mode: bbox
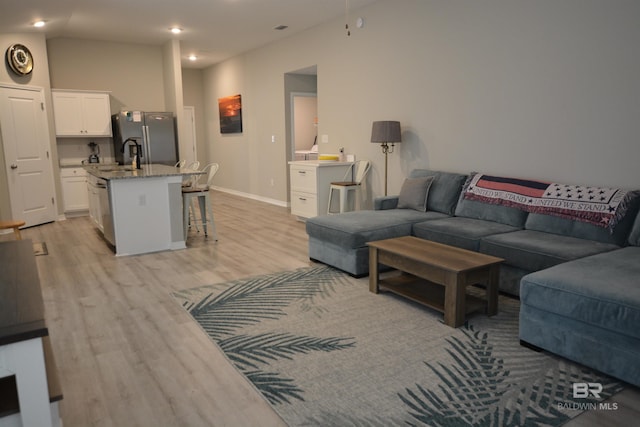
[371,121,401,143]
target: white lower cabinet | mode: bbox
[289,161,352,219]
[60,168,89,213]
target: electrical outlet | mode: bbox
[270,178,275,186]
[271,135,276,143]
[322,134,329,143]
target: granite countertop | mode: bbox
[84,164,204,180]
[0,240,48,346]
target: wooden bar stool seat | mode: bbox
[0,220,26,240]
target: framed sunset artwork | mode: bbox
[218,94,243,134]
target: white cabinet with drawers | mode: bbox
[289,161,352,219]
[60,167,89,213]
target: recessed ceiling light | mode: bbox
[33,20,46,28]
[170,27,182,34]
[273,25,288,31]
[188,55,197,61]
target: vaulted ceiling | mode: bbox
[1,0,379,68]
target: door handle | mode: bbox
[10,163,18,169]
[143,125,151,163]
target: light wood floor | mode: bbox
[4,190,638,426]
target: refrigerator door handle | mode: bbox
[143,125,151,165]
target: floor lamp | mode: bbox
[371,121,401,196]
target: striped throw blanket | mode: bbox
[463,173,637,231]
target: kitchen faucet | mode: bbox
[121,137,142,169]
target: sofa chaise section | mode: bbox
[306,169,467,276]
[519,210,640,387]
[307,209,448,276]
[519,246,640,387]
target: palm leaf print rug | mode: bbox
[172,266,623,426]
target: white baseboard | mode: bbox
[211,186,288,208]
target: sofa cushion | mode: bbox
[525,192,640,246]
[397,176,434,211]
[408,170,467,215]
[306,209,449,249]
[479,230,619,271]
[455,197,529,228]
[628,210,640,246]
[520,247,640,340]
[412,217,521,251]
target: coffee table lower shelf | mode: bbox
[378,274,487,319]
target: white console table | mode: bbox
[289,160,352,219]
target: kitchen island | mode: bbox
[85,164,204,256]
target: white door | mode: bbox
[182,106,197,165]
[0,86,57,227]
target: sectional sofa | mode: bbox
[305,169,640,387]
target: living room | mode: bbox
[1,0,638,425]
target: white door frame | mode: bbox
[0,84,57,227]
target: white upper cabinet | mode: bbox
[52,90,112,137]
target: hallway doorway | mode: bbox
[291,93,317,160]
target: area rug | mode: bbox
[172,266,623,426]
[33,241,48,256]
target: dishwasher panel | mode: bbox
[97,178,115,246]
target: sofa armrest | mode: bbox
[375,196,399,210]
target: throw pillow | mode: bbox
[397,176,434,211]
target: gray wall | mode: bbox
[47,38,166,112]
[203,0,640,201]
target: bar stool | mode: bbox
[327,160,371,214]
[182,161,200,187]
[182,163,219,241]
[184,162,212,233]
[0,220,26,240]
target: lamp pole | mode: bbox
[381,142,395,196]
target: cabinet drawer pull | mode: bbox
[298,170,306,175]
[298,197,307,201]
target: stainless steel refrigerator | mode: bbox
[112,111,178,166]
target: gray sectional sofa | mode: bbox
[305,168,640,387]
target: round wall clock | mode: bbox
[5,44,34,76]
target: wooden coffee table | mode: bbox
[368,236,503,327]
